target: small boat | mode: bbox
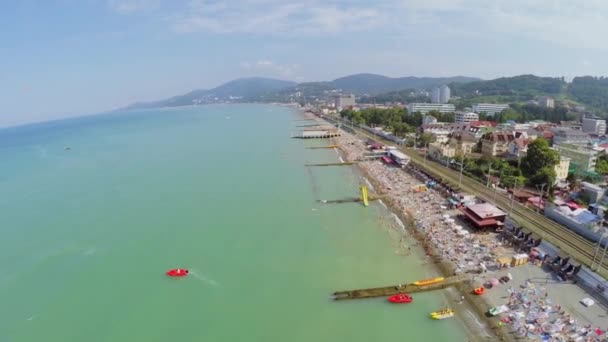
[430,308,455,320]
[473,287,485,295]
[488,305,509,316]
[388,294,413,304]
[413,277,445,286]
[166,268,189,277]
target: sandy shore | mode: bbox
[304,112,608,342]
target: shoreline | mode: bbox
[295,110,505,341]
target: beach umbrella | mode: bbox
[490,278,500,286]
[596,329,604,336]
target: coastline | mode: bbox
[296,110,504,341]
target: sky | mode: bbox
[1,0,608,127]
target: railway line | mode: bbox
[327,116,608,277]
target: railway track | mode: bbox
[327,117,608,277]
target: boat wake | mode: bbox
[188,270,220,287]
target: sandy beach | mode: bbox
[301,111,608,342]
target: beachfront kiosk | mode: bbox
[459,203,506,230]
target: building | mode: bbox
[553,144,602,172]
[455,112,479,124]
[429,129,451,144]
[472,103,510,116]
[554,156,570,184]
[506,137,531,159]
[581,182,606,204]
[544,203,604,243]
[582,117,607,135]
[423,115,438,125]
[407,103,455,114]
[334,94,355,109]
[448,132,478,155]
[538,96,555,108]
[431,87,441,104]
[428,142,456,159]
[430,85,450,104]
[551,128,591,146]
[481,131,515,157]
[439,85,451,104]
[459,202,506,230]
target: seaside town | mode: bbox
[294,86,608,341]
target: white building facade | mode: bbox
[472,103,509,115]
[407,103,455,114]
[454,112,479,123]
[582,117,607,135]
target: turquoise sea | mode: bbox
[0,104,468,341]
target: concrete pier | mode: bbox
[332,274,472,300]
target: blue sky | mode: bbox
[1,0,607,127]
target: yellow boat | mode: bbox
[430,308,455,320]
[413,277,445,286]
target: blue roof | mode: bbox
[575,211,601,224]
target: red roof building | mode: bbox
[459,203,507,229]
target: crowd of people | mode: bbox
[331,128,608,341]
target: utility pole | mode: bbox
[493,171,502,204]
[459,154,465,188]
[535,183,547,214]
[591,233,607,270]
[424,142,429,165]
[486,164,492,187]
[598,232,608,271]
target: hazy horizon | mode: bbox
[2,0,608,126]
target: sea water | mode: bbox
[0,104,467,341]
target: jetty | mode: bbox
[306,145,339,149]
[318,195,387,204]
[297,124,323,127]
[305,162,356,167]
[332,274,472,300]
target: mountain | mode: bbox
[124,73,482,109]
[449,74,566,98]
[330,73,481,95]
[126,77,296,109]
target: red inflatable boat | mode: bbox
[166,268,189,277]
[388,294,413,304]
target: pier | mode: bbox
[318,195,387,204]
[306,145,339,149]
[305,162,356,167]
[332,274,472,300]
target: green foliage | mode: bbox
[340,108,415,137]
[418,132,435,147]
[595,157,608,175]
[450,75,565,98]
[358,89,430,104]
[490,104,574,124]
[426,110,455,123]
[520,138,560,186]
[567,76,608,113]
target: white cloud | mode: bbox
[107,0,160,14]
[170,1,384,35]
[240,59,299,78]
[161,0,608,50]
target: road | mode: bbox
[326,115,608,278]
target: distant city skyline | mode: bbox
[2,1,608,127]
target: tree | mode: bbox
[520,138,560,186]
[418,132,436,147]
[595,156,608,175]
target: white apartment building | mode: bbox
[553,144,601,172]
[472,103,510,115]
[334,94,355,109]
[538,96,555,108]
[551,128,591,145]
[407,103,455,114]
[454,112,479,123]
[431,85,451,104]
[582,117,607,135]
